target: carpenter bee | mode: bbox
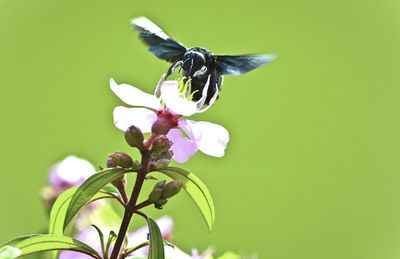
[132,17,275,104]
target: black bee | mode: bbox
[132,17,275,104]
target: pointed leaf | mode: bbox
[63,168,125,230]
[49,187,114,235]
[102,185,121,199]
[0,234,100,258]
[147,217,165,259]
[155,167,215,231]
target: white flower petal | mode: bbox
[160,81,199,116]
[49,156,96,192]
[198,80,219,114]
[59,227,102,259]
[110,78,161,110]
[164,245,193,259]
[167,128,198,163]
[195,75,211,108]
[113,106,156,133]
[180,120,229,157]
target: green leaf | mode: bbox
[63,168,125,230]
[105,231,117,259]
[0,246,22,259]
[155,167,215,231]
[0,234,100,258]
[91,225,105,258]
[49,186,115,236]
[102,185,121,199]
[123,240,173,258]
[147,217,165,259]
[123,241,149,258]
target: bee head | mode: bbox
[182,50,206,76]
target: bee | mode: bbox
[132,17,275,104]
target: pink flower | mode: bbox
[59,217,173,259]
[49,156,96,194]
[59,216,212,259]
[111,77,229,163]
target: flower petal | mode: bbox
[110,78,161,110]
[113,106,156,133]
[167,128,198,163]
[59,227,102,259]
[164,245,193,259]
[198,80,219,114]
[127,216,173,257]
[180,120,229,157]
[49,156,96,193]
[195,75,211,108]
[160,81,199,116]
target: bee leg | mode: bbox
[193,66,208,78]
[166,61,183,77]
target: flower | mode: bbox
[42,156,97,211]
[49,156,96,194]
[111,77,229,163]
[59,216,212,259]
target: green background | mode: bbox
[1,0,400,258]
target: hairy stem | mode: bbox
[110,153,150,259]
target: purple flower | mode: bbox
[49,156,96,194]
[111,77,229,163]
[59,216,212,259]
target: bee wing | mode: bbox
[215,54,276,75]
[132,17,187,63]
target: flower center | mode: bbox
[177,77,198,100]
[151,109,180,135]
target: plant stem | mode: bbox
[110,153,150,259]
[119,185,129,205]
[134,199,153,211]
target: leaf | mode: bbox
[49,187,115,236]
[155,167,215,231]
[102,185,121,199]
[0,234,100,258]
[91,225,105,258]
[147,217,165,259]
[123,240,173,258]
[105,231,117,259]
[63,168,126,230]
[122,241,149,258]
[0,246,22,259]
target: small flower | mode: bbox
[111,77,229,163]
[59,217,173,259]
[49,156,96,194]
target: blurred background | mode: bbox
[1,0,400,258]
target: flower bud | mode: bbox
[106,156,117,168]
[161,180,184,199]
[131,160,142,170]
[151,135,171,154]
[108,152,133,169]
[151,159,170,170]
[154,198,168,209]
[148,180,166,202]
[160,150,174,160]
[124,125,144,148]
